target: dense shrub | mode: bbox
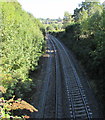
[0,1,45,98]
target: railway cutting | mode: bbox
[31,34,103,119]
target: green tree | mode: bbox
[1,1,45,98]
[63,11,74,28]
[46,25,55,31]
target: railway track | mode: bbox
[33,35,63,118]
[49,34,93,119]
[49,39,63,118]
[32,34,96,119]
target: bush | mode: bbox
[0,1,45,98]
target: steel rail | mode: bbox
[48,37,62,118]
[50,37,76,119]
[49,34,92,119]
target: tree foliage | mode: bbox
[0,86,38,119]
[63,11,74,28]
[0,1,45,98]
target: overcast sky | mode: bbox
[17,0,104,19]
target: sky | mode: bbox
[17,0,104,19]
